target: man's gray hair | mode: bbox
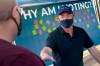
[0,0,17,22]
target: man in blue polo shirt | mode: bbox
[40,6,100,66]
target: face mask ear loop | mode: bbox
[17,8,23,36]
[11,16,19,32]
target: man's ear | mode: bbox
[73,14,75,19]
[12,6,18,19]
[58,16,60,22]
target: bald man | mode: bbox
[0,0,45,66]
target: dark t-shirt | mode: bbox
[46,26,94,66]
[0,39,45,66]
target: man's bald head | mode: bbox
[0,0,17,22]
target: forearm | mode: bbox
[88,46,100,64]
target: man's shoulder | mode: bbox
[74,26,85,32]
[74,26,84,30]
[13,45,38,57]
[12,46,45,66]
[12,54,45,66]
[0,39,38,59]
[49,27,60,35]
[0,39,45,66]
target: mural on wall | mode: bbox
[17,0,84,5]
[16,0,100,65]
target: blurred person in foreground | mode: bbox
[0,0,45,66]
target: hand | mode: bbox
[41,54,56,62]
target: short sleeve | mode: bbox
[12,54,45,66]
[83,29,94,48]
[46,33,56,50]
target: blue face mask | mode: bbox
[60,19,73,28]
